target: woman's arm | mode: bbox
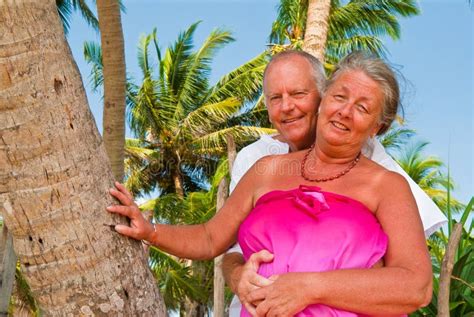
[249,172,432,316]
[107,159,263,260]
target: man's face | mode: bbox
[263,56,321,151]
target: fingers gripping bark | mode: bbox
[106,182,154,242]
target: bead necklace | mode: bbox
[301,143,361,182]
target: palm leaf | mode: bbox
[175,28,235,118]
[181,97,243,138]
[206,52,268,105]
[192,126,275,155]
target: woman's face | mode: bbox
[317,70,384,150]
[264,56,321,151]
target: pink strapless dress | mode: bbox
[238,185,399,317]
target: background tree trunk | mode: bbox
[437,223,463,317]
[0,226,16,316]
[302,0,331,62]
[213,135,236,317]
[0,1,165,315]
[97,0,126,182]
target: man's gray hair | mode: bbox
[263,50,326,93]
[325,51,401,135]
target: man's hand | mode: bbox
[249,273,313,317]
[106,182,154,242]
[231,250,274,315]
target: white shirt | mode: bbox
[227,134,447,317]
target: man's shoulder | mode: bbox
[236,135,288,162]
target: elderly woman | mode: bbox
[108,52,432,316]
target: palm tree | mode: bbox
[96,0,126,182]
[85,24,273,198]
[395,141,465,214]
[270,0,420,67]
[0,1,166,314]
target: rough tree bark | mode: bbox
[302,0,331,63]
[0,1,166,315]
[97,0,126,182]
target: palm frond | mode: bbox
[325,35,386,62]
[206,52,268,105]
[167,21,200,112]
[269,0,308,45]
[149,248,207,310]
[378,125,415,153]
[192,126,275,155]
[137,33,154,78]
[83,41,103,91]
[181,97,242,138]
[174,27,235,118]
[72,0,99,31]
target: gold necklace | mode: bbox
[301,143,361,182]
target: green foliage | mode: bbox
[394,141,465,214]
[56,0,126,34]
[8,264,41,316]
[56,0,99,34]
[84,24,270,197]
[143,159,229,313]
[269,0,420,68]
[412,196,474,316]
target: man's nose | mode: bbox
[281,95,295,112]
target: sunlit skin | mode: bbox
[263,55,321,152]
[316,70,384,159]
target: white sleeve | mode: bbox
[369,139,447,237]
[229,149,250,194]
[227,148,254,255]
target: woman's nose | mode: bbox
[337,102,353,117]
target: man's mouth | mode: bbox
[330,121,350,131]
[282,116,304,124]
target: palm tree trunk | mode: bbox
[173,171,185,198]
[97,0,126,182]
[302,0,331,62]
[0,1,165,315]
[0,226,16,316]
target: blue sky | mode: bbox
[67,0,473,203]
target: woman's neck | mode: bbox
[312,139,362,165]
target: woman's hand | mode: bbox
[106,182,155,242]
[249,273,313,317]
[235,250,274,316]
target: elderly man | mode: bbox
[222,50,446,316]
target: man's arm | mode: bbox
[367,138,447,236]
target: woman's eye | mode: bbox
[357,104,368,113]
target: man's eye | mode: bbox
[270,96,281,101]
[334,94,344,101]
[293,92,306,97]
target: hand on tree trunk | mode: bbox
[107,182,155,243]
